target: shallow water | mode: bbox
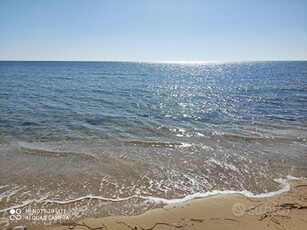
[0,61,306,228]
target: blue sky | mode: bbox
[0,0,306,61]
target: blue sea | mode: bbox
[0,61,306,228]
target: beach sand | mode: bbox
[48,179,307,230]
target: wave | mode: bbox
[0,176,301,213]
[210,132,304,142]
[127,141,192,147]
[17,144,98,160]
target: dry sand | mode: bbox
[48,179,307,230]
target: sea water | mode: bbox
[0,61,306,228]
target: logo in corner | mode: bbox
[9,208,22,220]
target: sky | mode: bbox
[0,0,306,61]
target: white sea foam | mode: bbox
[209,158,239,172]
[0,194,50,213]
[286,175,306,180]
[201,145,214,151]
[178,143,193,148]
[8,225,27,230]
[0,177,296,213]
[0,185,9,189]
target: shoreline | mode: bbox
[48,179,307,230]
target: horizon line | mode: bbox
[0,59,306,63]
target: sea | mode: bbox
[0,61,306,228]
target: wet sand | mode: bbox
[48,179,307,230]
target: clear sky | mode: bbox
[0,0,306,61]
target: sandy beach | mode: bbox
[47,179,307,230]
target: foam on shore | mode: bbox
[1,176,302,214]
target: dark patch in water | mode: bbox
[86,120,104,125]
[21,121,39,126]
